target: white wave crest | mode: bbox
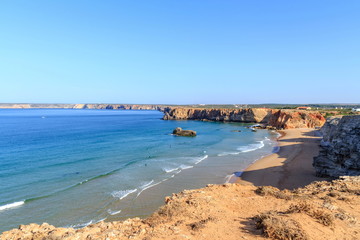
[68,217,107,229]
[217,151,240,157]
[237,141,265,153]
[180,164,193,170]
[193,155,208,164]
[139,180,154,189]
[69,220,93,229]
[136,181,162,197]
[107,209,121,215]
[162,167,179,173]
[111,189,137,200]
[0,201,25,211]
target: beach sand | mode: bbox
[237,128,326,189]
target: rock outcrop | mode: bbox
[163,107,325,129]
[172,127,197,137]
[2,177,360,240]
[314,115,360,177]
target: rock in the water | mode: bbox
[172,127,196,137]
[313,115,360,177]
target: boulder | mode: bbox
[172,127,196,137]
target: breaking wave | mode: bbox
[237,141,265,153]
[111,189,137,200]
[0,201,25,211]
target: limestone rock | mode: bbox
[162,107,325,129]
[313,115,360,177]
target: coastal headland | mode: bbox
[162,107,326,129]
[1,106,360,239]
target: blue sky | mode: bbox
[0,1,359,104]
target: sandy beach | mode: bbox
[238,128,326,189]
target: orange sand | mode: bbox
[238,128,326,189]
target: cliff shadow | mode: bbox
[238,130,329,190]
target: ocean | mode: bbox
[0,109,278,232]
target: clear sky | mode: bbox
[0,1,359,104]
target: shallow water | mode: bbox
[0,109,277,232]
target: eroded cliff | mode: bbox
[314,115,360,177]
[163,107,325,129]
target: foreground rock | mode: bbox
[163,107,325,129]
[172,127,197,137]
[2,177,360,240]
[314,115,360,177]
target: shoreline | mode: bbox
[3,127,360,239]
[237,128,326,189]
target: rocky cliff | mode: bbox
[163,107,326,129]
[313,115,360,177]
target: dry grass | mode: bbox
[286,201,334,226]
[255,212,308,240]
[255,186,293,200]
[287,202,312,214]
[187,217,214,231]
[311,210,334,226]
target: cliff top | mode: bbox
[2,177,360,240]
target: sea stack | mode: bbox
[172,127,197,137]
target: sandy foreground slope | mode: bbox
[2,129,360,240]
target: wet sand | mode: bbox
[237,128,326,189]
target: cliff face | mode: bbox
[313,115,360,177]
[267,110,326,129]
[163,107,275,123]
[163,107,325,129]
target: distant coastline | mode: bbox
[0,103,164,110]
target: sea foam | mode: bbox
[193,155,208,164]
[107,209,121,215]
[237,141,265,153]
[180,165,193,170]
[162,167,179,173]
[136,181,162,197]
[111,189,137,200]
[217,151,240,157]
[0,201,25,211]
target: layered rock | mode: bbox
[163,107,325,129]
[267,109,326,129]
[314,115,360,177]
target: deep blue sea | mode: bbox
[0,109,278,232]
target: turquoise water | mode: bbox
[0,109,278,232]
